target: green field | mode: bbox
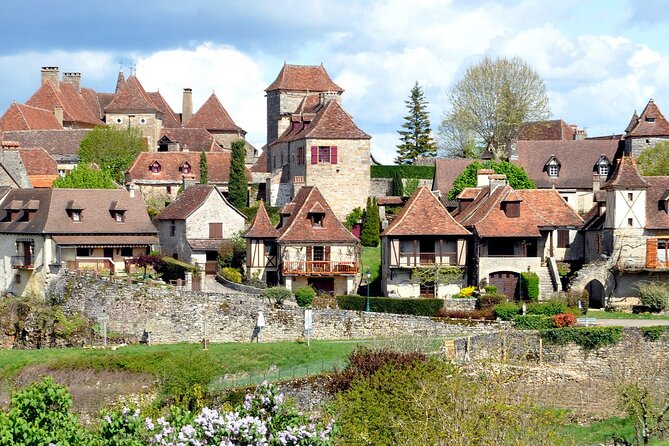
[587,309,669,320]
[562,416,669,445]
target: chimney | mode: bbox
[1,140,20,149]
[41,66,59,88]
[319,91,338,104]
[62,72,81,93]
[127,184,136,198]
[182,88,193,125]
[488,174,508,191]
[182,174,196,191]
[476,169,494,187]
[54,106,63,127]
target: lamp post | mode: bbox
[365,269,371,313]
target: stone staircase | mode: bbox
[535,265,558,299]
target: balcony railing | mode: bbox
[11,256,33,269]
[394,252,457,267]
[282,260,359,276]
[67,257,115,274]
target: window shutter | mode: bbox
[209,223,223,239]
[311,146,318,164]
[331,146,338,164]
[306,246,312,261]
[324,246,331,261]
[647,238,658,269]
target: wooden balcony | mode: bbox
[282,260,359,276]
[67,257,115,274]
[393,252,457,267]
[11,256,34,269]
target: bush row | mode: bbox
[370,165,435,179]
[336,295,444,316]
[436,308,495,320]
[493,300,581,321]
[520,271,539,301]
[539,326,623,350]
[513,313,577,330]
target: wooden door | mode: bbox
[488,272,519,299]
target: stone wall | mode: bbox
[49,272,501,345]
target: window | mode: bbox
[318,146,330,163]
[15,274,20,284]
[504,202,520,218]
[310,213,324,228]
[104,248,114,259]
[166,186,172,194]
[71,211,81,222]
[659,240,668,263]
[140,117,147,125]
[598,164,609,176]
[121,247,133,257]
[58,169,66,177]
[297,147,305,165]
[628,193,634,201]
[114,211,125,223]
[557,230,570,248]
[628,218,634,227]
[170,220,176,236]
[150,162,161,173]
[312,246,325,261]
[646,117,655,122]
[547,165,559,177]
[76,247,90,257]
[209,222,223,239]
[180,162,191,174]
[116,118,123,124]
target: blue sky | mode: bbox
[2,0,669,162]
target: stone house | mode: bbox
[0,188,157,298]
[155,185,246,274]
[381,187,470,298]
[624,99,669,158]
[452,171,583,299]
[244,186,359,295]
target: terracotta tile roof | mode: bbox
[186,93,240,132]
[155,185,216,220]
[251,148,268,173]
[97,92,116,111]
[277,186,357,243]
[624,111,639,134]
[148,92,181,128]
[161,128,219,152]
[0,102,62,131]
[81,87,105,120]
[376,196,404,206]
[432,158,477,195]
[581,204,605,231]
[603,156,649,190]
[515,189,583,227]
[382,187,470,237]
[51,234,157,246]
[512,140,620,189]
[2,129,89,163]
[26,81,102,127]
[244,200,279,238]
[626,99,669,138]
[16,148,58,176]
[266,63,343,93]
[105,76,159,113]
[518,119,576,141]
[0,188,157,238]
[645,176,669,229]
[126,151,244,184]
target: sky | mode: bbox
[1,0,669,163]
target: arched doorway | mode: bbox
[489,271,520,299]
[585,279,605,309]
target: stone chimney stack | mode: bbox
[476,169,494,187]
[63,72,81,92]
[319,91,339,105]
[41,66,59,88]
[488,174,508,191]
[127,184,136,198]
[182,88,193,125]
[53,106,64,127]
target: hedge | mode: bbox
[526,300,568,317]
[370,165,435,180]
[336,295,444,316]
[641,326,667,341]
[513,314,554,330]
[156,256,199,282]
[520,272,540,301]
[493,302,521,321]
[539,326,623,350]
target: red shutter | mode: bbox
[647,238,658,269]
[324,246,331,261]
[331,146,338,164]
[311,146,318,164]
[306,246,313,261]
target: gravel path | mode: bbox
[596,318,669,327]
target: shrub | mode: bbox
[636,281,669,312]
[493,302,521,320]
[552,313,577,328]
[336,295,444,316]
[521,271,540,301]
[641,326,667,341]
[513,314,554,330]
[220,267,242,284]
[539,326,623,350]
[455,285,477,298]
[370,164,435,180]
[295,286,316,307]
[478,293,506,310]
[263,286,291,305]
[526,300,568,317]
[435,308,495,320]
[484,285,498,294]
[155,256,199,282]
[243,277,267,289]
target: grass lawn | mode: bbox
[561,416,669,445]
[360,245,381,283]
[587,309,669,320]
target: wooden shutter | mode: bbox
[324,246,331,261]
[331,146,338,164]
[557,230,570,248]
[646,238,658,269]
[311,146,318,164]
[306,246,312,261]
[209,223,223,239]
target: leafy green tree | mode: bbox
[395,82,437,164]
[78,125,147,182]
[445,56,550,161]
[344,207,364,231]
[638,141,669,176]
[361,197,380,247]
[391,170,405,197]
[52,164,117,189]
[199,150,208,184]
[228,139,248,208]
[447,160,536,200]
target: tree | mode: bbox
[436,110,481,158]
[447,160,536,200]
[637,141,669,176]
[52,164,117,189]
[199,150,208,184]
[391,170,405,197]
[395,82,438,164]
[78,125,147,182]
[361,197,380,247]
[445,56,550,161]
[228,139,248,208]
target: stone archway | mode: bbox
[569,260,616,307]
[585,279,606,309]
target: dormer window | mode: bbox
[150,161,161,173]
[111,210,125,223]
[309,213,324,228]
[180,162,192,174]
[646,117,655,122]
[503,201,520,218]
[71,210,81,222]
[548,165,559,177]
[598,164,609,176]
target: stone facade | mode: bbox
[107,112,162,151]
[627,136,669,158]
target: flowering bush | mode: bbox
[455,286,477,298]
[552,313,577,328]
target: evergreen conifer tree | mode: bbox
[395,82,437,165]
[228,140,248,208]
[361,197,380,247]
[199,150,208,184]
[392,170,405,197]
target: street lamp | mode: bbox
[365,269,371,313]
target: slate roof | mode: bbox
[645,176,669,230]
[161,128,219,152]
[517,119,576,141]
[244,200,279,238]
[1,129,89,163]
[126,151,248,184]
[603,156,649,190]
[186,93,241,132]
[0,188,157,240]
[0,102,62,131]
[148,92,181,128]
[512,140,620,189]
[154,185,218,220]
[26,80,102,127]
[105,76,159,114]
[266,64,343,93]
[382,187,470,237]
[432,158,476,196]
[626,99,669,138]
[277,186,357,243]
[251,148,268,173]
